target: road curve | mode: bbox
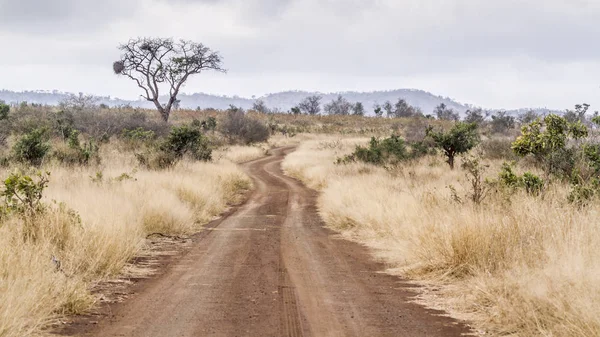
[75,147,469,337]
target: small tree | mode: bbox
[518,110,539,124]
[383,101,394,117]
[324,95,352,115]
[13,129,51,166]
[393,98,420,118]
[490,111,516,133]
[434,103,459,121]
[298,95,321,115]
[463,107,486,125]
[373,104,384,117]
[113,37,225,122]
[427,122,479,169]
[512,114,588,177]
[252,99,269,114]
[291,106,301,115]
[564,103,589,123]
[352,102,365,116]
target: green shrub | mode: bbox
[427,122,480,169]
[339,135,429,166]
[0,101,9,120]
[1,171,49,217]
[136,124,211,169]
[568,181,598,207]
[521,172,544,196]
[122,127,156,142]
[496,162,544,196]
[160,125,211,161]
[12,128,51,166]
[54,130,100,166]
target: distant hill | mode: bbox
[0,89,470,115]
[0,89,559,117]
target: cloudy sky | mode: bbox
[0,0,599,110]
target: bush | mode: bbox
[161,125,211,161]
[136,124,211,169]
[427,122,480,169]
[54,130,100,166]
[219,108,270,144]
[339,135,428,166]
[0,101,9,120]
[0,171,49,218]
[13,129,51,166]
[496,162,544,196]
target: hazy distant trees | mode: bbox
[383,101,394,117]
[373,104,384,117]
[490,111,516,133]
[324,95,352,115]
[113,37,225,122]
[353,102,365,116]
[60,92,99,111]
[464,107,487,125]
[563,103,589,123]
[434,103,459,121]
[394,99,422,118]
[252,99,269,113]
[518,110,539,124]
[380,98,421,118]
[298,95,322,115]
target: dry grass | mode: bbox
[283,138,600,337]
[213,144,269,163]
[0,144,252,337]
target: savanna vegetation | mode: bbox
[2,80,599,337]
[280,103,600,337]
[0,99,276,337]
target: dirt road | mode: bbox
[74,147,468,337]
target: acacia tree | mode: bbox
[113,37,225,122]
[298,95,322,115]
[427,122,479,169]
[324,95,352,115]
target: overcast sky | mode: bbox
[0,0,599,110]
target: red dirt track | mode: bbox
[64,147,469,337]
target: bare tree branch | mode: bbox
[113,37,226,122]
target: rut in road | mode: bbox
[72,147,469,337]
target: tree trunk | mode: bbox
[447,153,455,170]
[152,99,170,122]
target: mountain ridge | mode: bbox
[0,89,558,117]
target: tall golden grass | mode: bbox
[0,144,251,337]
[283,137,600,337]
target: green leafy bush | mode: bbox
[0,101,9,120]
[339,135,429,166]
[426,122,480,169]
[136,124,212,169]
[12,128,51,166]
[496,162,544,196]
[1,171,49,216]
[54,130,100,166]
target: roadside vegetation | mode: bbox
[2,91,599,337]
[282,104,600,337]
[0,101,271,337]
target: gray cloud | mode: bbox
[0,0,142,33]
[0,0,599,109]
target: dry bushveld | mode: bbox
[1,102,599,337]
[283,136,600,337]
[0,146,253,337]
